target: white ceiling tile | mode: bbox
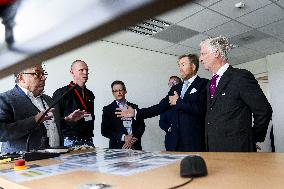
[244,37,284,54]
[179,33,209,49]
[156,3,205,24]
[103,31,148,45]
[178,9,230,32]
[258,19,284,36]
[133,38,174,51]
[160,44,197,56]
[237,3,284,28]
[193,0,221,7]
[230,46,264,58]
[205,21,252,38]
[210,0,272,19]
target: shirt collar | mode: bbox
[116,99,127,107]
[17,84,42,98]
[216,63,229,77]
[184,74,197,84]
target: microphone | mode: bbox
[24,84,78,161]
[180,155,207,177]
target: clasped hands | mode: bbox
[123,135,138,149]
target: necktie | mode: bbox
[180,80,190,99]
[210,74,219,98]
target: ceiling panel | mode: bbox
[210,0,272,19]
[153,25,198,43]
[229,30,270,46]
[156,3,204,24]
[193,0,221,7]
[133,38,174,51]
[204,20,252,38]
[258,19,284,36]
[244,37,284,54]
[103,31,148,45]
[179,33,209,48]
[178,8,231,32]
[160,44,197,56]
[236,3,284,28]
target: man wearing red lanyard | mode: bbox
[53,60,95,147]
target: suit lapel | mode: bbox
[112,101,128,133]
[12,86,40,113]
[183,76,200,99]
[210,66,234,106]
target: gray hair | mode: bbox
[200,36,231,61]
[14,63,42,83]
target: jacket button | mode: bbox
[208,122,210,125]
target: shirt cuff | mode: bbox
[121,134,125,141]
[134,109,137,120]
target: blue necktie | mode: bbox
[180,80,190,99]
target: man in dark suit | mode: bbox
[101,80,145,150]
[199,36,272,152]
[0,64,86,153]
[159,75,182,151]
[115,55,208,152]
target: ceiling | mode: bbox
[0,0,190,78]
[103,0,284,65]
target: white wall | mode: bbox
[266,52,284,152]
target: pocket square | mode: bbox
[190,88,197,94]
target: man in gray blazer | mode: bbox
[0,64,86,153]
[199,36,272,152]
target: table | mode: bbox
[1,150,283,189]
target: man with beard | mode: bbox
[115,54,208,152]
[53,60,95,147]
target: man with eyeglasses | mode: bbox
[0,64,86,153]
[101,80,145,150]
[53,60,95,147]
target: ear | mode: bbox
[214,50,220,58]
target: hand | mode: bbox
[169,91,179,106]
[123,135,133,149]
[34,108,54,123]
[115,105,135,119]
[65,109,88,122]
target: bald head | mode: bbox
[70,60,89,87]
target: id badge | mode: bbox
[84,114,92,121]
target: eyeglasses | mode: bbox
[112,89,124,93]
[21,72,48,79]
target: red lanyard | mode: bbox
[69,83,87,111]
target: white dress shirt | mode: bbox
[18,85,60,147]
[215,63,229,87]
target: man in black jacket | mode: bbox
[101,80,145,150]
[53,60,95,147]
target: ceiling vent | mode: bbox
[128,18,171,36]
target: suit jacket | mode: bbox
[205,66,272,152]
[0,86,63,153]
[138,76,208,152]
[101,101,145,150]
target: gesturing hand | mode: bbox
[115,105,135,119]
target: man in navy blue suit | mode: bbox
[159,75,182,151]
[116,54,208,152]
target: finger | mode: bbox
[174,91,178,96]
[48,108,55,113]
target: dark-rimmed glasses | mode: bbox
[21,72,48,79]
